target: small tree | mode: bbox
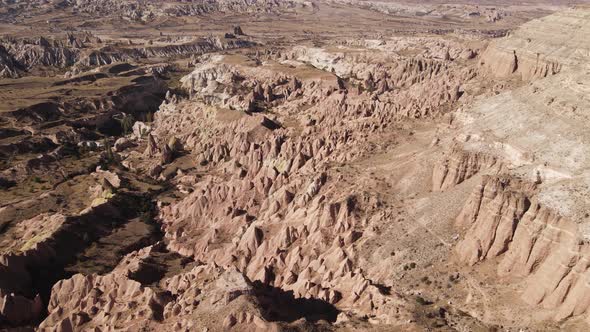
[103,138,115,164]
[120,113,134,135]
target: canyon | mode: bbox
[1,1,590,331]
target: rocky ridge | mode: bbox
[71,0,316,22]
[0,34,255,77]
[36,34,482,329]
[436,6,590,325]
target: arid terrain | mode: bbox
[1,0,590,331]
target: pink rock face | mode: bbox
[39,250,300,332]
[32,40,474,329]
[131,50,473,328]
[432,145,500,191]
[477,9,590,82]
[454,175,590,322]
[455,176,534,265]
[480,43,562,81]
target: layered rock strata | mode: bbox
[479,8,590,80]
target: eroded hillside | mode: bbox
[1,1,589,331]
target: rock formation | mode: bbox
[1,2,588,332]
[479,9,590,80]
[432,145,500,191]
[446,7,590,325]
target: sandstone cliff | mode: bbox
[479,8,590,80]
[452,7,590,324]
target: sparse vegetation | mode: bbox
[403,262,417,271]
[120,113,135,135]
[100,139,119,168]
[416,296,432,306]
[145,112,154,123]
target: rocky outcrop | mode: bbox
[1,38,79,69]
[77,48,138,67]
[71,0,315,22]
[179,49,472,124]
[0,45,20,78]
[141,37,255,58]
[455,176,535,265]
[291,44,475,92]
[479,8,590,80]
[328,0,509,25]
[0,201,124,326]
[114,47,492,327]
[128,47,477,326]
[432,145,500,191]
[480,46,561,80]
[288,45,474,120]
[39,273,159,331]
[0,213,66,325]
[450,8,590,325]
[39,257,303,331]
[455,175,590,322]
[4,102,63,125]
[0,33,254,76]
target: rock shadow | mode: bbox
[252,281,340,323]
